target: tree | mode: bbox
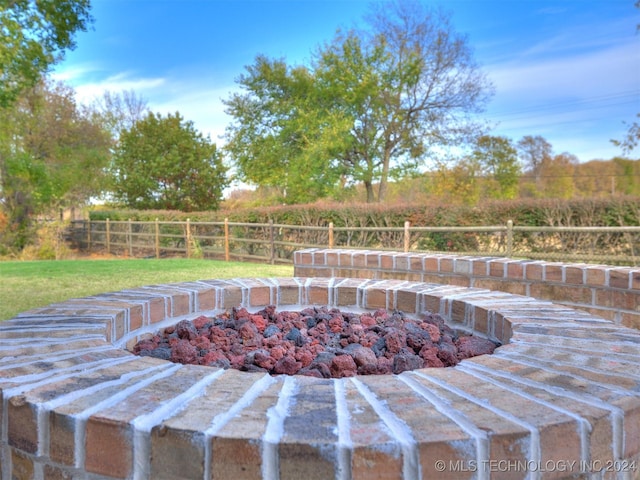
[0,0,93,252]
[223,57,345,204]
[0,0,92,108]
[429,159,481,206]
[609,2,639,155]
[111,112,228,211]
[539,153,577,199]
[517,136,580,199]
[471,135,521,199]
[317,2,492,203]
[0,79,111,251]
[517,135,553,183]
[612,113,640,155]
[92,89,150,141]
[224,0,492,203]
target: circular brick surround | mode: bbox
[1,275,640,479]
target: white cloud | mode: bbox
[53,64,167,103]
[488,41,638,101]
[482,34,639,160]
[74,74,166,103]
[151,85,239,144]
[54,61,239,145]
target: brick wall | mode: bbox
[1,274,639,479]
[294,249,640,331]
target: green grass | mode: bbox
[0,258,293,321]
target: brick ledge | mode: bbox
[1,277,639,479]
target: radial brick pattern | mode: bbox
[1,272,639,479]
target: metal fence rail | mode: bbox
[67,219,640,266]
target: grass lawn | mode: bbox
[0,258,293,321]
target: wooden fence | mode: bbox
[66,219,640,266]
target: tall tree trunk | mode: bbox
[377,151,392,203]
[364,180,375,203]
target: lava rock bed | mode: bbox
[132,306,499,378]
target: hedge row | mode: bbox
[89,197,640,228]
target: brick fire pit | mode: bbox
[1,258,640,479]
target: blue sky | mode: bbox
[53,0,639,164]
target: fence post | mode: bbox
[224,218,230,261]
[128,219,133,257]
[329,222,334,248]
[506,219,513,258]
[155,218,160,259]
[404,221,410,253]
[87,220,91,252]
[269,219,275,264]
[106,219,111,255]
[186,219,191,259]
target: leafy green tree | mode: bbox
[573,159,618,197]
[471,135,521,199]
[0,0,92,108]
[316,2,492,203]
[112,112,228,211]
[225,0,492,203]
[0,79,111,251]
[539,153,577,199]
[612,157,640,195]
[0,0,93,252]
[223,57,344,204]
[428,158,481,206]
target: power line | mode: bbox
[519,174,640,179]
[419,172,640,179]
[489,90,639,119]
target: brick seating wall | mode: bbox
[293,249,640,331]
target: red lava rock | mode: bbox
[175,320,198,341]
[133,338,157,353]
[201,350,228,367]
[330,354,357,378]
[170,339,198,364]
[352,345,377,368]
[393,350,424,374]
[456,335,498,359]
[133,306,500,378]
[238,321,262,348]
[191,335,211,351]
[295,349,315,368]
[376,356,394,375]
[228,354,246,369]
[274,355,302,375]
[192,315,210,330]
[437,339,459,367]
[270,345,287,361]
[253,349,277,370]
[420,322,441,343]
[249,314,267,333]
[419,345,445,368]
[360,314,376,328]
[263,334,283,348]
[233,307,251,321]
[328,316,344,333]
[384,328,407,356]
